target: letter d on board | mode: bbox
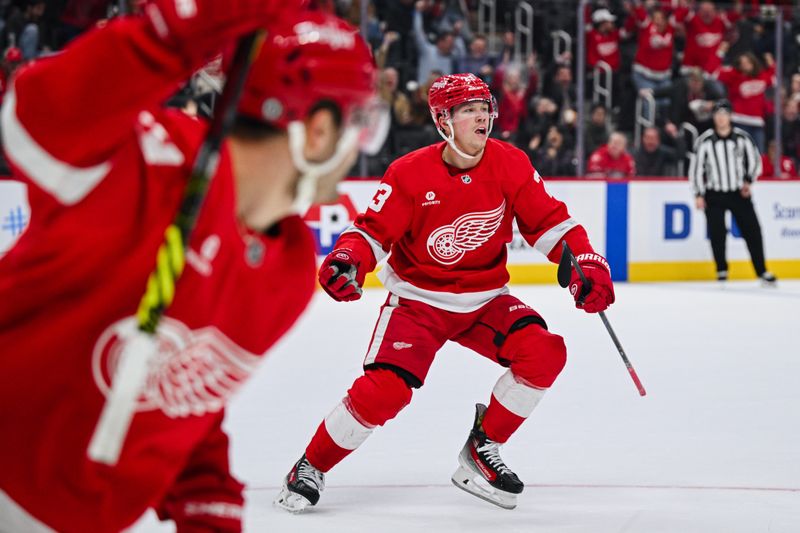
[664,203,691,239]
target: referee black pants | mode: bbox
[704,190,767,276]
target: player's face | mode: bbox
[450,101,490,155]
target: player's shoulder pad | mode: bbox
[385,143,442,189]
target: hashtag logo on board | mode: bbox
[2,206,27,237]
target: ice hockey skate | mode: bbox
[274,454,325,513]
[451,404,524,510]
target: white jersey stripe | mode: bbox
[491,370,546,419]
[532,217,579,256]
[1,89,111,205]
[377,263,508,313]
[363,294,398,366]
[341,226,388,264]
[323,400,374,451]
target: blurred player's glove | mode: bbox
[570,253,615,313]
[158,496,243,533]
[319,249,365,302]
[143,0,294,63]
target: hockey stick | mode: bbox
[557,241,647,397]
[88,32,265,465]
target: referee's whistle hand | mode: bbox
[695,197,706,210]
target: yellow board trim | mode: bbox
[356,260,800,288]
[628,260,800,282]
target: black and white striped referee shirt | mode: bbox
[688,128,762,196]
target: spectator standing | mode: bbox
[543,64,576,120]
[631,6,676,112]
[587,132,636,178]
[716,51,776,151]
[689,100,776,284]
[586,8,621,73]
[456,34,495,84]
[412,0,465,83]
[18,0,47,60]
[495,64,528,142]
[761,140,798,179]
[634,127,677,176]
[676,1,731,77]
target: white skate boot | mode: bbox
[451,404,524,510]
[274,454,325,513]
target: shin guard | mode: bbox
[305,369,412,472]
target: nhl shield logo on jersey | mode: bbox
[92,317,260,418]
[461,175,472,184]
[426,201,506,265]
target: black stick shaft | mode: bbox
[565,243,647,396]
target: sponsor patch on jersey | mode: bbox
[426,201,506,265]
[422,190,441,207]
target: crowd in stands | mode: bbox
[1,0,799,179]
[359,0,800,179]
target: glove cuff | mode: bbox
[575,253,610,274]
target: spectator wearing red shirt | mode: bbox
[495,65,528,143]
[632,6,675,86]
[761,141,798,179]
[716,51,775,151]
[587,9,621,72]
[587,132,636,178]
[631,6,677,117]
[675,1,731,76]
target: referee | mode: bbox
[688,99,777,285]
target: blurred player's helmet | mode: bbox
[428,73,497,159]
[238,11,388,210]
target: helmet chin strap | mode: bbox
[287,121,359,215]
[437,116,494,160]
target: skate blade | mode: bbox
[451,465,517,510]
[273,484,314,514]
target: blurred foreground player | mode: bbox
[275,73,615,512]
[0,3,382,532]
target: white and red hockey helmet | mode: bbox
[238,10,388,154]
[237,10,389,210]
[428,73,497,129]
[427,73,497,158]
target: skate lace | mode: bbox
[297,461,325,491]
[476,440,511,475]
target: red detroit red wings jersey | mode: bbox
[0,16,315,533]
[337,139,594,312]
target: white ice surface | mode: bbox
[131,281,800,533]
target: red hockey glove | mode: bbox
[319,249,365,302]
[159,496,243,533]
[570,253,615,313]
[142,0,294,64]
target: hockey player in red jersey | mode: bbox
[0,2,382,532]
[275,73,615,512]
